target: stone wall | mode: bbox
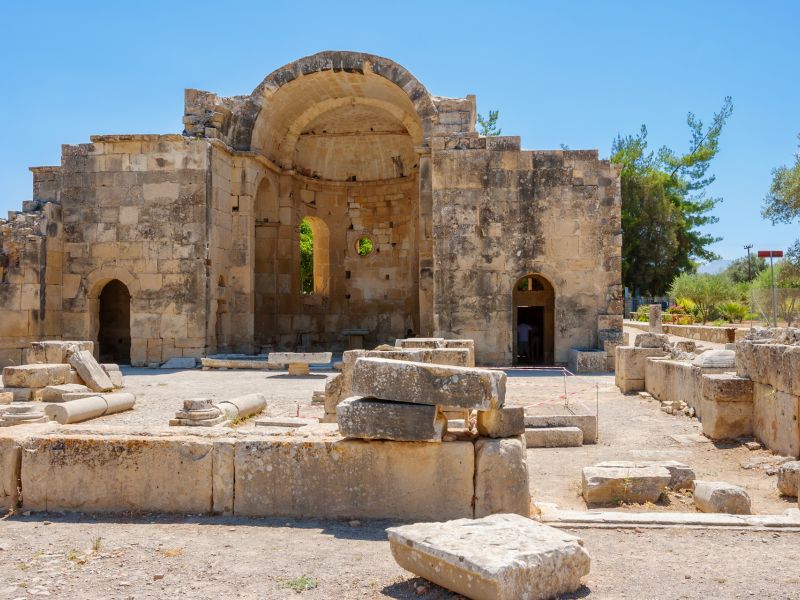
[430,138,622,364]
[625,320,746,343]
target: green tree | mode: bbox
[723,255,767,283]
[299,218,314,294]
[477,110,501,136]
[669,272,736,324]
[612,97,733,295]
[763,134,800,225]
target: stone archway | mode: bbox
[97,279,131,364]
[513,274,555,365]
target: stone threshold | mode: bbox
[537,503,800,530]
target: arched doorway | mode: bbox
[98,279,131,364]
[513,274,554,365]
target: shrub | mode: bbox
[718,301,748,323]
[669,273,736,324]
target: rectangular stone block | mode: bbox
[523,414,597,444]
[395,337,445,349]
[21,434,215,513]
[337,397,446,442]
[69,350,114,392]
[0,387,33,402]
[614,346,667,393]
[40,383,91,402]
[267,352,332,365]
[0,391,12,404]
[212,440,234,515]
[387,514,590,600]
[753,383,800,458]
[0,437,21,510]
[474,436,530,518]
[351,358,506,410]
[701,374,754,439]
[582,465,671,506]
[568,349,607,374]
[233,437,474,520]
[25,340,94,365]
[477,407,525,438]
[525,426,583,448]
[2,364,71,388]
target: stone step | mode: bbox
[525,426,583,448]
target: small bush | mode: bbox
[718,301,748,323]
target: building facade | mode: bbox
[0,51,623,366]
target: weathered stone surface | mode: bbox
[387,514,590,600]
[254,416,318,428]
[752,382,799,458]
[614,346,667,393]
[212,440,234,515]
[234,437,474,520]
[68,351,114,392]
[201,357,268,370]
[24,340,93,365]
[337,397,446,442]
[395,337,445,349]
[351,358,506,410]
[0,387,33,402]
[523,414,597,444]
[215,393,266,420]
[474,436,530,518]
[160,357,197,369]
[582,465,671,505]
[692,349,736,369]
[525,426,583,448]
[648,304,663,333]
[44,392,136,424]
[2,364,71,388]
[593,461,695,490]
[701,374,754,439]
[21,434,215,513]
[443,339,476,367]
[777,461,800,497]
[287,362,310,376]
[0,436,21,509]
[477,407,524,438]
[268,352,332,365]
[568,349,607,374]
[634,333,670,349]
[0,391,12,404]
[40,383,91,402]
[693,480,751,514]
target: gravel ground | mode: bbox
[0,515,798,599]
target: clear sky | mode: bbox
[1,1,797,262]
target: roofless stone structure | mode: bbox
[0,51,622,366]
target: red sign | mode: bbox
[757,250,784,258]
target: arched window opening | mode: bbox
[356,236,374,256]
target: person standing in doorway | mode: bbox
[517,321,533,364]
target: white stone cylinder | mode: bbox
[215,393,266,420]
[100,392,136,415]
[45,396,108,424]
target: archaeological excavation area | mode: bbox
[0,51,799,600]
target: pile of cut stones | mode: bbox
[169,393,267,427]
[337,356,522,443]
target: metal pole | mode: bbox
[770,255,777,327]
[744,244,753,281]
[563,369,568,409]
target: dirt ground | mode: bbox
[1,514,798,599]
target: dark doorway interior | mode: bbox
[98,279,131,364]
[516,306,545,365]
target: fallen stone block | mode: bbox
[0,436,21,509]
[201,356,269,369]
[524,414,597,444]
[0,391,12,404]
[351,357,506,410]
[60,391,100,401]
[594,461,695,490]
[24,340,93,365]
[777,461,800,497]
[160,357,197,369]
[0,405,48,426]
[614,346,668,393]
[44,393,136,424]
[2,364,71,389]
[474,436,530,517]
[40,383,91,402]
[215,393,267,421]
[68,351,114,392]
[582,465,671,505]
[568,348,607,374]
[337,397,446,442]
[701,374,754,439]
[68,370,83,385]
[254,417,318,428]
[443,339,475,367]
[21,434,214,513]
[692,349,736,370]
[0,388,33,402]
[477,407,524,438]
[525,426,583,448]
[693,480,751,514]
[387,514,590,600]
[268,352,331,375]
[234,437,474,520]
[635,333,670,349]
[395,337,445,349]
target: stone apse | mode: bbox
[0,51,623,366]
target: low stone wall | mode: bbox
[625,320,747,343]
[614,346,668,393]
[644,359,704,417]
[1,424,529,519]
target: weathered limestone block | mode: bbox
[387,514,590,600]
[351,358,506,410]
[644,359,704,417]
[474,436,530,518]
[68,351,114,392]
[337,397,446,442]
[215,393,266,421]
[568,349,607,374]
[582,465,671,505]
[700,374,754,439]
[233,438,474,520]
[268,352,332,365]
[201,357,268,369]
[40,383,91,402]
[45,396,107,424]
[692,349,736,370]
[523,414,597,444]
[649,304,663,333]
[593,461,695,490]
[0,391,12,404]
[0,437,21,509]
[212,440,235,515]
[634,333,670,349]
[777,461,800,497]
[254,417,318,428]
[443,339,476,367]
[395,337,445,349]
[0,388,33,402]
[25,340,93,365]
[525,426,583,448]
[477,407,525,438]
[693,480,751,514]
[752,383,800,458]
[160,357,197,369]
[2,364,71,388]
[21,435,215,513]
[614,346,667,393]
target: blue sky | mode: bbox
[1,1,797,261]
